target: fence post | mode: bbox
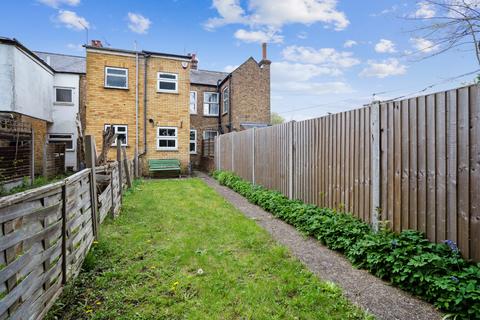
[371,103,381,232]
[30,128,34,185]
[117,142,123,200]
[288,121,295,199]
[85,135,99,238]
[231,134,235,172]
[61,182,67,284]
[252,128,256,185]
[122,147,132,188]
[110,168,115,217]
[217,135,221,170]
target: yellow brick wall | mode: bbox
[145,57,190,172]
[85,50,190,173]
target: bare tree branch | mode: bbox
[406,0,480,65]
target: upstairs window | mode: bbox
[157,127,178,150]
[190,129,197,154]
[190,91,197,114]
[48,133,74,151]
[105,67,128,89]
[104,124,128,146]
[204,92,219,116]
[55,87,73,104]
[203,130,218,140]
[222,86,229,114]
[157,72,178,93]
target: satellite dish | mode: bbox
[181,61,189,69]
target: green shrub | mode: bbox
[213,170,480,319]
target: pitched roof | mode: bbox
[34,51,86,74]
[0,37,55,72]
[190,69,229,86]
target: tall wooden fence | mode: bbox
[216,84,480,262]
[0,156,134,319]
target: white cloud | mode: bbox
[39,0,79,8]
[374,39,396,53]
[272,61,342,81]
[282,46,360,70]
[272,80,353,95]
[57,10,89,30]
[410,37,438,53]
[127,13,151,34]
[360,58,407,78]
[234,28,283,43]
[414,1,436,18]
[343,40,357,48]
[205,0,350,42]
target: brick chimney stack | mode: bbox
[259,42,271,67]
[191,53,198,70]
[91,40,103,48]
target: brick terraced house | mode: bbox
[189,43,271,168]
[85,41,271,174]
[85,41,192,174]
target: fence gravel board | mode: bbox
[217,84,480,262]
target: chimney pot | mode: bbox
[191,53,198,70]
[91,40,103,48]
[262,43,267,60]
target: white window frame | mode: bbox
[157,126,178,151]
[222,86,229,115]
[48,133,75,151]
[54,87,74,105]
[104,124,128,147]
[105,67,128,89]
[203,92,219,116]
[203,130,218,140]
[157,72,178,93]
[190,91,197,114]
[190,129,197,154]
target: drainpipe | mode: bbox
[141,53,149,156]
[228,75,232,132]
[217,79,222,134]
[135,48,139,177]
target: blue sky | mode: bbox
[1,0,478,120]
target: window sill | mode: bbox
[54,102,75,106]
[222,112,229,115]
[157,90,179,94]
[105,86,129,90]
[156,149,178,152]
[203,114,219,118]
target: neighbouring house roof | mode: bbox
[34,51,86,74]
[190,69,229,86]
[84,45,192,61]
[0,37,55,73]
[240,122,270,130]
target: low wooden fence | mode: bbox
[216,84,480,262]
[0,153,134,319]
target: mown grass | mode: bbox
[46,178,372,320]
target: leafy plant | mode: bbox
[213,170,480,319]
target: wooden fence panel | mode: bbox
[216,84,480,261]
[232,130,253,182]
[64,169,93,281]
[0,182,64,320]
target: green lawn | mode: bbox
[47,179,371,320]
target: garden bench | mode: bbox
[148,159,181,177]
